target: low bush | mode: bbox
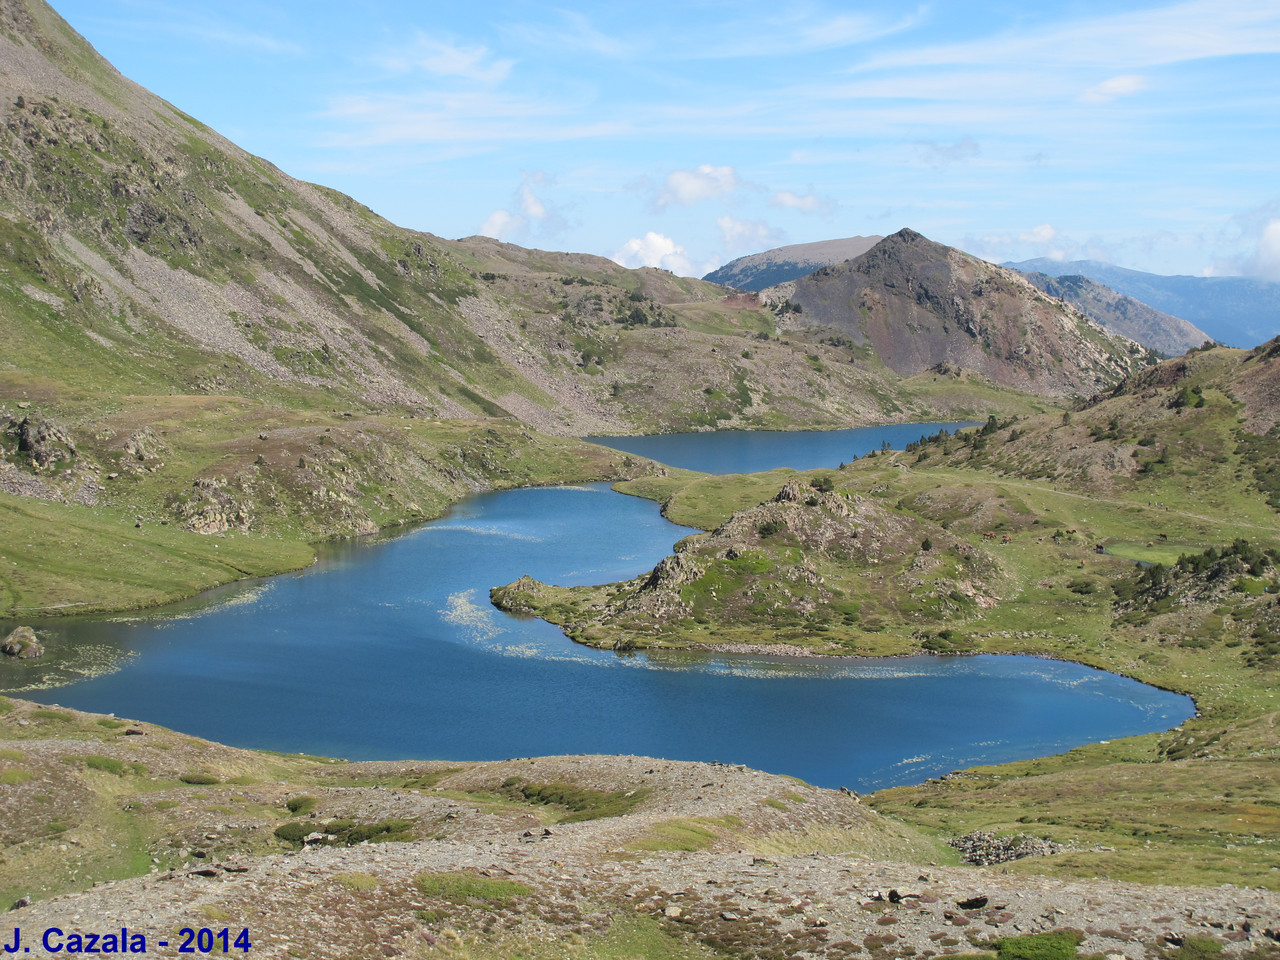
[274,822,310,844]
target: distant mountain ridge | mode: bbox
[703,236,883,291]
[1019,272,1211,356]
[761,229,1151,397]
[1007,258,1280,349]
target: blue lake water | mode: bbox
[587,422,978,474]
[3,430,1193,791]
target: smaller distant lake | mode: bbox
[587,422,977,474]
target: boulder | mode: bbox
[1,626,44,659]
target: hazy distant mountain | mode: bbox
[764,229,1150,397]
[1020,273,1212,356]
[1007,259,1280,349]
[704,236,883,291]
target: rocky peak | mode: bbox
[771,229,1149,396]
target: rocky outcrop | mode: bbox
[5,413,76,469]
[1,626,44,659]
[169,477,251,534]
[493,477,1000,650]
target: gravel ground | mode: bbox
[5,740,1278,960]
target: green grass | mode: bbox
[30,709,72,722]
[1104,540,1204,565]
[0,491,314,618]
[69,754,146,777]
[427,915,728,960]
[627,816,743,853]
[991,930,1085,960]
[332,872,380,892]
[415,871,531,905]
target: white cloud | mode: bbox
[379,32,513,84]
[1252,219,1280,281]
[479,209,524,241]
[519,183,547,220]
[612,232,698,276]
[770,190,833,215]
[478,173,566,242]
[1080,74,1149,103]
[1020,224,1057,244]
[656,165,741,208]
[717,216,783,253]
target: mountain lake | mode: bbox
[1,424,1193,791]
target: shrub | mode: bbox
[178,772,220,785]
[286,795,317,814]
[758,519,785,538]
[273,822,311,844]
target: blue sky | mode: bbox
[47,0,1280,279]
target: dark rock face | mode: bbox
[1,626,44,659]
[775,229,1149,397]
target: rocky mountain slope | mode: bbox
[703,236,884,291]
[762,230,1154,397]
[1008,258,1280,349]
[1019,272,1211,357]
